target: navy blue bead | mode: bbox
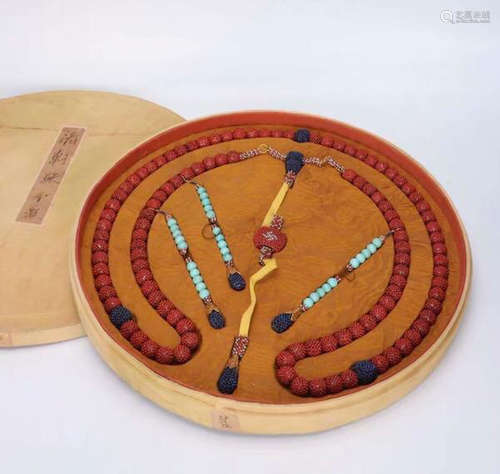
[109,306,134,328]
[351,360,379,385]
[285,151,304,174]
[294,128,310,143]
[208,310,225,329]
[228,272,246,291]
[271,313,294,333]
[217,367,239,394]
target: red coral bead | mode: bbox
[409,191,422,203]
[176,318,195,335]
[147,290,164,308]
[384,347,402,366]
[98,285,116,301]
[287,342,307,360]
[276,350,296,367]
[390,218,404,231]
[432,276,448,290]
[320,334,338,352]
[365,154,377,167]
[385,284,403,301]
[94,229,110,242]
[432,243,447,255]
[393,174,406,187]
[130,239,146,250]
[344,145,356,156]
[119,181,134,194]
[170,174,184,189]
[209,134,222,145]
[132,259,149,273]
[165,150,177,161]
[379,295,396,311]
[419,309,437,325]
[412,318,430,337]
[401,182,415,196]
[430,232,444,244]
[95,274,112,289]
[174,344,191,363]
[404,328,422,346]
[375,161,388,173]
[156,299,174,317]
[394,252,410,266]
[422,211,436,223]
[320,136,334,147]
[270,129,283,138]
[359,313,377,331]
[166,309,184,326]
[384,209,399,222]
[434,254,449,266]
[258,129,271,137]
[145,161,158,173]
[146,198,161,209]
[341,169,356,182]
[132,228,148,240]
[101,208,116,222]
[372,354,389,374]
[141,339,159,359]
[395,241,411,254]
[309,378,327,397]
[290,376,309,396]
[434,265,449,278]
[429,286,446,301]
[120,320,139,340]
[425,298,442,314]
[197,136,209,147]
[186,140,199,151]
[203,156,216,169]
[228,151,240,163]
[394,337,413,356]
[139,207,156,221]
[352,176,366,189]
[246,129,258,138]
[416,200,430,213]
[390,274,407,289]
[221,131,233,141]
[233,128,246,139]
[156,346,174,364]
[154,155,167,167]
[136,167,150,180]
[181,331,200,350]
[333,141,345,151]
[130,330,148,349]
[385,167,397,180]
[112,189,128,202]
[336,329,353,346]
[349,321,366,339]
[161,182,175,195]
[394,264,409,277]
[91,251,108,264]
[96,219,112,232]
[180,167,195,180]
[135,269,153,284]
[191,162,206,175]
[426,221,441,233]
[378,200,392,213]
[92,263,109,277]
[305,338,322,356]
[393,229,409,242]
[325,374,344,394]
[276,366,297,386]
[104,297,121,312]
[135,218,151,231]
[341,369,358,389]
[362,183,377,196]
[215,153,228,166]
[174,145,188,156]
[371,191,384,204]
[370,304,388,322]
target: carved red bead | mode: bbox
[181,331,200,350]
[320,334,338,352]
[276,366,297,386]
[287,342,307,360]
[325,374,344,394]
[290,376,309,396]
[141,339,159,359]
[156,346,174,364]
[394,337,413,356]
[384,347,402,366]
[176,318,195,335]
[276,350,296,367]
[174,344,191,364]
[305,338,322,357]
[372,354,389,373]
[309,378,327,397]
[341,370,358,389]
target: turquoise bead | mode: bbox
[186,261,197,271]
[215,234,224,242]
[317,287,326,298]
[169,224,179,233]
[322,282,332,293]
[350,257,360,269]
[199,289,210,299]
[177,242,188,250]
[203,205,213,213]
[328,277,338,288]
[196,186,206,194]
[220,246,230,255]
[199,192,208,200]
[223,253,232,262]
[192,275,203,284]
[217,240,228,249]
[303,297,314,309]
[171,229,181,238]
[362,248,371,259]
[373,237,382,248]
[174,235,185,244]
[356,252,366,264]
[206,210,216,219]
[195,282,206,292]
[310,291,320,303]
[212,226,221,235]
[189,268,200,278]
[367,243,377,254]
[201,197,211,206]
[167,218,177,227]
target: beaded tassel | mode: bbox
[157,210,226,329]
[190,182,246,291]
[271,232,393,333]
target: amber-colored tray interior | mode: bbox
[76,112,467,405]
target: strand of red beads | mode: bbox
[269,128,448,397]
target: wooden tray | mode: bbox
[71,111,470,434]
[0,90,184,347]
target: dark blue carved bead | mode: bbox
[351,360,379,385]
[208,310,225,329]
[285,151,304,174]
[228,272,246,291]
[294,128,310,143]
[217,367,239,394]
[109,306,134,328]
[271,313,294,333]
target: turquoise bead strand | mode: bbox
[271,231,393,334]
[156,210,226,329]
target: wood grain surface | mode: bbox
[0,90,184,347]
[73,111,470,432]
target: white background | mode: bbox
[1,1,499,473]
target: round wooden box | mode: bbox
[0,90,184,346]
[71,111,470,434]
